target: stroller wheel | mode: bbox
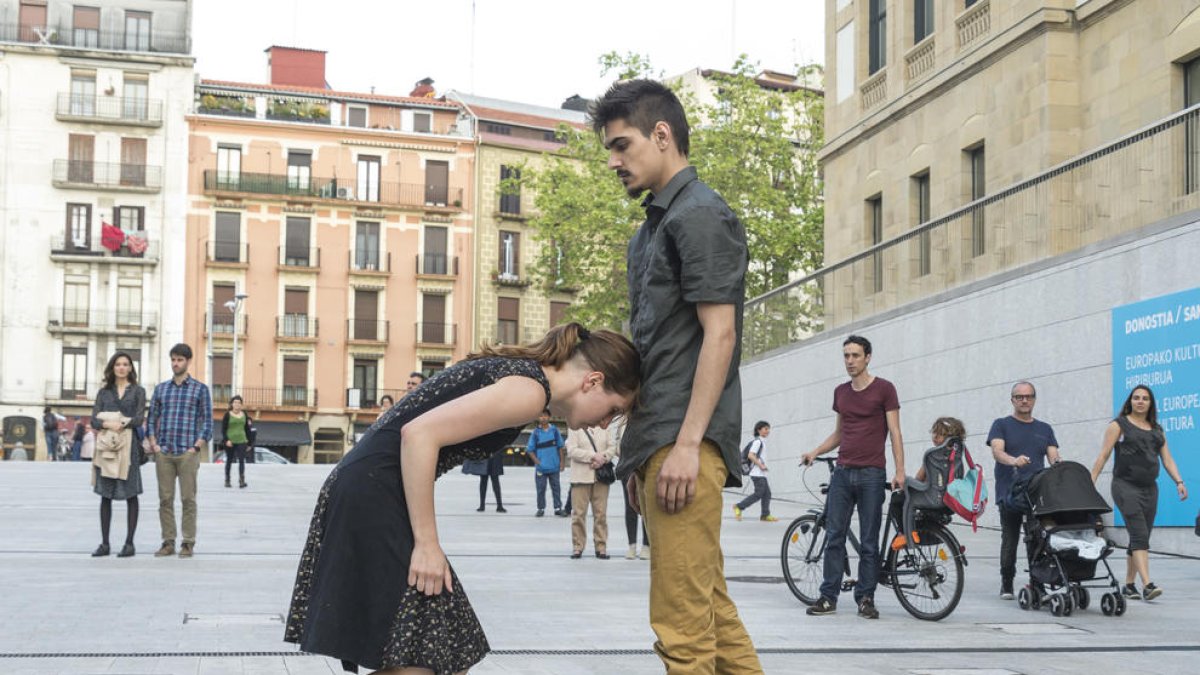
[1114,593,1127,617]
[1075,586,1090,611]
[1062,594,1074,617]
[1017,587,1031,610]
[1029,585,1043,610]
[1101,592,1116,616]
[1048,594,1065,617]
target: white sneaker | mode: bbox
[625,545,637,560]
[638,545,651,560]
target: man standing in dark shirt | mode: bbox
[802,335,906,619]
[988,380,1060,599]
[594,79,761,674]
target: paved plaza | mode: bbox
[0,461,1196,674]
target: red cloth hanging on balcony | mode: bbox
[125,233,148,255]
[101,222,126,252]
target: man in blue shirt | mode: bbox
[147,343,212,558]
[988,380,1060,599]
[526,410,566,517]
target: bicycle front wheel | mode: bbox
[781,514,824,605]
[888,524,964,621]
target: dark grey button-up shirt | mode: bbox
[617,166,748,487]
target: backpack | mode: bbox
[739,438,760,476]
[942,441,988,531]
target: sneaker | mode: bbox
[625,545,638,560]
[555,509,570,517]
[1123,583,1141,599]
[733,505,743,521]
[179,542,194,558]
[1143,583,1162,601]
[857,597,879,619]
[806,597,836,616]
[154,541,175,557]
[1000,580,1014,600]
[638,545,651,560]
[760,515,779,522]
[536,509,545,517]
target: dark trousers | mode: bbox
[620,474,649,546]
[819,466,887,604]
[46,431,59,461]
[535,470,562,511]
[999,502,1034,584]
[479,474,503,507]
[736,476,772,517]
[224,443,247,481]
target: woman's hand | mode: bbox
[408,542,454,596]
[1178,482,1188,501]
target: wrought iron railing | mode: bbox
[416,322,456,345]
[202,170,463,209]
[56,92,163,124]
[52,159,162,190]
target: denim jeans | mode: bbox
[820,466,887,604]
[535,470,562,511]
[46,431,59,461]
[999,502,1033,585]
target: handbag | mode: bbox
[461,458,489,476]
[584,430,617,485]
[134,425,149,466]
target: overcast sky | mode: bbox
[192,0,825,109]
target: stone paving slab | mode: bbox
[0,462,1197,673]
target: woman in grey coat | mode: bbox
[90,351,146,558]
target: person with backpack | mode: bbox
[733,421,776,522]
[527,410,567,517]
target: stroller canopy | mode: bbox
[1028,461,1112,517]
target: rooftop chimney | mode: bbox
[265,46,328,88]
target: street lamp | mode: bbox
[224,293,248,398]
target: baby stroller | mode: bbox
[1014,461,1126,617]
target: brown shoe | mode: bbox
[179,542,194,558]
[154,541,175,557]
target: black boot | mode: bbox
[91,543,110,557]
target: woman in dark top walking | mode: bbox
[221,395,255,488]
[284,323,639,674]
[1091,385,1187,601]
[90,351,146,557]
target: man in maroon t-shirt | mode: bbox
[801,335,906,619]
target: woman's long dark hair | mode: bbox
[103,351,138,390]
[1120,385,1159,430]
[468,322,640,400]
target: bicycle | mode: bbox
[780,456,967,621]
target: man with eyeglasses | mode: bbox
[988,380,1060,600]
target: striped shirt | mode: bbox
[148,376,212,455]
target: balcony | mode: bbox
[347,319,389,343]
[278,246,320,270]
[276,315,319,341]
[50,235,159,264]
[0,22,190,53]
[205,311,247,338]
[212,386,316,409]
[493,267,532,288]
[346,387,406,409]
[56,93,163,127]
[202,170,464,211]
[349,251,391,276]
[44,380,98,403]
[416,322,457,346]
[206,241,249,266]
[53,160,161,193]
[47,307,158,336]
[415,254,458,277]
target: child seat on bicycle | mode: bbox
[899,437,966,545]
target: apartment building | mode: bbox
[187,48,474,463]
[445,91,586,352]
[0,0,193,459]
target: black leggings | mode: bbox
[620,474,649,547]
[99,496,139,545]
[224,443,247,481]
[479,474,502,507]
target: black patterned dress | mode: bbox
[284,357,549,674]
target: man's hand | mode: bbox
[149,442,161,454]
[1012,455,1031,468]
[626,476,641,515]
[657,442,700,514]
[800,450,817,466]
[408,541,454,596]
[891,473,906,490]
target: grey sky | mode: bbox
[192,0,825,108]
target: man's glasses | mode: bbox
[1012,394,1036,401]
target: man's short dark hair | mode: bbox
[589,79,690,157]
[843,335,872,356]
[170,343,193,360]
[409,371,425,381]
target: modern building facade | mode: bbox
[0,0,194,459]
[187,48,475,463]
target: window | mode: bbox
[499,165,521,214]
[497,297,519,344]
[63,277,89,326]
[216,145,241,187]
[347,106,367,128]
[70,71,96,115]
[484,122,511,135]
[353,289,379,340]
[68,134,94,183]
[965,0,979,6]
[421,361,445,377]
[413,111,432,133]
[211,355,232,403]
[285,216,311,266]
[914,0,934,44]
[283,288,309,337]
[120,137,147,186]
[550,301,569,327]
[1185,57,1200,194]
[283,357,308,406]
[65,203,91,250]
[423,226,448,274]
[356,155,380,202]
[498,231,520,280]
[18,1,48,43]
[212,284,235,333]
[124,10,151,51]
[116,281,142,328]
[868,196,883,294]
[353,359,378,407]
[913,172,931,276]
[72,6,99,47]
[424,160,449,205]
[287,151,311,191]
[214,212,241,262]
[123,75,149,121]
[114,205,144,232]
[969,145,986,257]
[354,221,380,270]
[62,347,89,398]
[421,293,447,344]
[869,0,887,75]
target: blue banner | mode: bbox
[1110,287,1200,526]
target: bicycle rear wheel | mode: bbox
[781,514,824,605]
[887,524,964,621]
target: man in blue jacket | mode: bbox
[527,410,567,517]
